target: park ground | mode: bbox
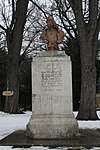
[0,111,100,150]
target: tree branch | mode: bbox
[10,0,16,30]
[29,0,47,18]
[56,0,75,39]
[68,0,85,37]
[63,11,77,38]
[89,0,98,27]
[0,24,6,31]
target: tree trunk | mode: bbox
[77,56,98,120]
[0,96,2,111]
[5,59,20,113]
[4,0,28,113]
[67,0,99,120]
[76,40,98,120]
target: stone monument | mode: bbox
[27,16,79,139]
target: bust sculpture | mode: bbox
[40,16,64,51]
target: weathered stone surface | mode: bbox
[27,51,79,139]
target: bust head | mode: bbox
[46,16,57,29]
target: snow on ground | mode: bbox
[0,111,100,150]
[74,111,100,129]
[0,146,100,150]
[0,111,32,140]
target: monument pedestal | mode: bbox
[27,51,79,139]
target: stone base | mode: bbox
[27,51,79,139]
[27,114,79,139]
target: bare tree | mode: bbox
[67,0,100,120]
[0,0,29,113]
[0,0,47,113]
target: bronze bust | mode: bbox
[40,16,64,51]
